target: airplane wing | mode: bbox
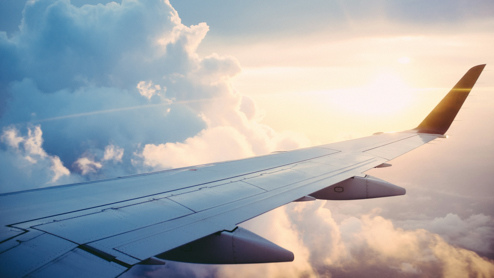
[0,65,485,278]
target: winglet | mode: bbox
[415,64,486,135]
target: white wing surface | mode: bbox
[0,65,485,277]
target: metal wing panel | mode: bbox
[202,147,340,174]
[0,230,43,254]
[363,134,439,160]
[242,169,311,191]
[0,147,339,230]
[318,132,415,152]
[114,157,384,260]
[25,248,126,278]
[0,233,77,278]
[0,227,24,242]
[86,133,433,260]
[0,169,226,226]
[33,198,194,244]
[14,152,340,249]
[96,153,386,260]
[168,181,265,212]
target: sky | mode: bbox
[1,0,494,277]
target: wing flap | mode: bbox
[25,248,126,278]
[0,233,76,278]
[0,226,24,242]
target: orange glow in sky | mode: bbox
[226,32,492,145]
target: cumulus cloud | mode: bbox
[72,143,127,178]
[286,203,494,278]
[397,213,494,256]
[137,126,255,169]
[73,156,102,175]
[103,144,124,163]
[0,125,77,192]
[0,0,310,192]
[137,80,164,99]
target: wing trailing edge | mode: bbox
[415,64,486,135]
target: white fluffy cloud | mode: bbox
[103,144,124,163]
[137,126,255,169]
[0,0,310,191]
[73,156,102,175]
[0,125,77,192]
[397,213,494,256]
[137,80,163,99]
[286,203,494,277]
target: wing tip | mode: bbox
[473,64,486,68]
[415,64,486,135]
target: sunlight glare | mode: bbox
[398,56,411,64]
[328,71,414,116]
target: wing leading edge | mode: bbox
[0,65,486,277]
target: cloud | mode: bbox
[103,144,124,163]
[237,203,494,278]
[73,156,102,175]
[137,126,255,170]
[295,203,494,278]
[397,213,494,256]
[137,80,164,100]
[0,125,78,192]
[0,0,309,192]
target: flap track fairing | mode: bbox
[309,175,406,200]
[156,227,294,264]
